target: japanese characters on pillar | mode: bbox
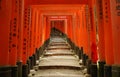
[17,0,24,63]
[102,0,114,65]
[85,5,91,58]
[30,8,35,56]
[27,8,31,58]
[9,0,19,66]
[33,9,37,54]
[83,5,89,57]
[22,7,29,64]
[0,0,11,66]
[116,0,120,16]
[96,0,105,62]
[88,0,98,63]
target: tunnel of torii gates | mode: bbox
[0,0,120,77]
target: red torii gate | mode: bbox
[1,0,120,77]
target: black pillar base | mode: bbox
[112,65,120,77]
[29,56,34,69]
[27,59,30,74]
[0,66,11,77]
[22,64,28,77]
[11,65,18,77]
[86,59,91,74]
[39,47,42,57]
[17,61,22,77]
[104,65,112,77]
[82,54,88,66]
[33,53,36,66]
[78,49,81,59]
[76,46,79,56]
[81,47,83,60]
[90,64,97,77]
[98,61,106,77]
[36,49,40,60]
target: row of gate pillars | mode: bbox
[0,39,50,77]
[0,27,119,77]
[0,0,50,76]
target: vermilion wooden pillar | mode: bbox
[103,0,114,66]
[45,17,50,40]
[110,0,120,77]
[0,0,12,76]
[42,16,47,44]
[78,10,83,48]
[22,0,30,75]
[89,0,98,64]
[17,0,24,77]
[37,12,41,47]
[96,0,106,77]
[35,10,40,48]
[84,5,92,59]
[66,17,70,38]
[82,7,89,56]
[96,0,105,63]
[9,0,19,77]
[27,7,31,74]
[67,16,73,39]
[29,8,36,69]
[32,9,39,67]
[38,12,42,47]
[72,16,76,44]
[75,14,80,47]
[9,0,18,67]
[78,7,90,66]
[102,0,114,77]
[88,0,98,77]
[22,8,28,65]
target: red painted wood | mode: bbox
[34,10,38,49]
[46,17,51,40]
[96,0,105,62]
[110,0,120,65]
[67,16,73,41]
[29,0,88,5]
[42,16,47,44]
[102,0,114,65]
[37,12,41,47]
[17,0,24,63]
[30,8,36,56]
[88,0,98,63]
[9,0,18,66]
[0,0,11,66]
[22,8,29,64]
[82,7,89,55]
[35,11,40,48]
[21,0,32,65]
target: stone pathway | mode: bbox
[28,36,88,77]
